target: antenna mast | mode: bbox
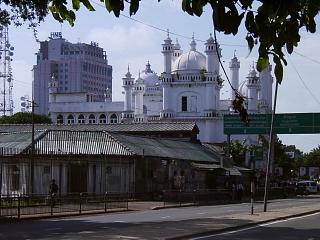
[0,25,14,116]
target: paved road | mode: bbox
[193,212,320,240]
[0,196,319,240]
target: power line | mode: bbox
[90,0,246,47]
[293,51,320,65]
[286,53,320,106]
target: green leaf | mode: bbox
[104,0,113,12]
[80,0,95,11]
[286,42,293,54]
[246,34,254,53]
[72,0,80,10]
[257,57,269,72]
[192,0,203,17]
[245,11,254,32]
[130,0,140,15]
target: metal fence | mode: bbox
[162,187,296,207]
[162,189,234,207]
[0,192,129,219]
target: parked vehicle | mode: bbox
[296,180,318,195]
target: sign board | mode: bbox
[224,113,320,135]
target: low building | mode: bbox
[0,124,229,197]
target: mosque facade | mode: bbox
[48,34,273,145]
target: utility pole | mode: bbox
[28,100,36,196]
[263,81,279,212]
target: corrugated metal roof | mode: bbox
[0,122,197,133]
[35,130,133,155]
[0,130,219,163]
[109,133,220,163]
[0,131,45,155]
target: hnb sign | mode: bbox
[50,32,62,39]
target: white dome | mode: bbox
[139,62,159,86]
[172,50,206,71]
[172,37,206,72]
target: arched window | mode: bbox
[110,114,118,124]
[57,115,64,124]
[88,114,96,124]
[67,114,75,124]
[78,114,85,124]
[99,114,107,124]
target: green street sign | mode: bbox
[224,113,320,135]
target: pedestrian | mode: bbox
[236,183,244,201]
[49,179,58,206]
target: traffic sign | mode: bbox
[224,113,320,135]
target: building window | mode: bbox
[99,114,107,124]
[110,114,117,124]
[67,114,75,124]
[88,114,96,124]
[143,105,147,114]
[181,96,188,112]
[57,115,64,124]
[78,114,85,124]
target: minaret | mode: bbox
[246,66,260,112]
[172,39,183,63]
[160,31,174,119]
[133,71,146,122]
[48,74,58,104]
[121,65,134,122]
[204,33,221,75]
[145,61,152,73]
[161,30,173,75]
[259,64,273,111]
[229,51,240,100]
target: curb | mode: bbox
[166,209,320,240]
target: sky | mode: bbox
[6,0,320,153]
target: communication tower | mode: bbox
[0,25,14,116]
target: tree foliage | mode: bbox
[0,112,51,124]
[296,145,320,167]
[223,140,248,166]
[1,0,319,121]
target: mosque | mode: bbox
[48,33,273,145]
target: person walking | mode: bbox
[49,179,58,207]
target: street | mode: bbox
[194,212,320,240]
[0,196,319,240]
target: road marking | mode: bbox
[161,216,171,219]
[191,211,320,239]
[260,212,320,227]
[197,212,208,215]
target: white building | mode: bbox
[33,33,112,115]
[49,33,273,146]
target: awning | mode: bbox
[191,162,222,170]
[224,167,242,176]
[192,163,242,176]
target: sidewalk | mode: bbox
[2,197,320,239]
[129,197,320,240]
